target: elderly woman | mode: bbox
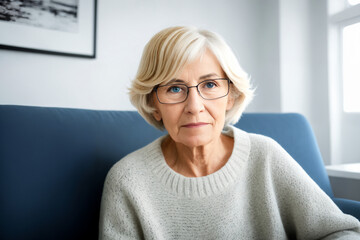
[99,26,360,239]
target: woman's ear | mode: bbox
[151,93,162,121]
[226,95,235,111]
[152,109,162,121]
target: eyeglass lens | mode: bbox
[156,79,229,104]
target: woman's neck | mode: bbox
[161,134,234,177]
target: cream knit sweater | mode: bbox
[99,126,360,239]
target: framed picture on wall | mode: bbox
[0,0,97,58]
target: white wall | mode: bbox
[279,0,331,164]
[0,0,280,113]
[308,0,331,165]
[280,0,312,117]
[253,0,282,112]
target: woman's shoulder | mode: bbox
[231,126,293,168]
[234,128,310,189]
[231,126,282,152]
[105,136,164,184]
[248,132,287,157]
[247,131,292,162]
[248,132,278,147]
[235,128,308,181]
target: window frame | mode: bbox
[328,1,360,165]
[330,4,360,115]
[340,17,360,113]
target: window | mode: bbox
[348,0,360,6]
[328,0,360,164]
[342,22,360,112]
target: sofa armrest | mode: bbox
[333,198,360,221]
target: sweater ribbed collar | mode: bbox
[146,126,250,198]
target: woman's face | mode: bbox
[153,50,234,148]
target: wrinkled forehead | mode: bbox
[160,49,225,85]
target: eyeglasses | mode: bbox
[154,78,231,104]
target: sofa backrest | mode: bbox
[0,105,332,240]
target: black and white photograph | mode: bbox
[0,0,79,32]
[0,0,96,58]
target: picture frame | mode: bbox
[0,0,97,58]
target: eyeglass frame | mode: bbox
[153,78,232,104]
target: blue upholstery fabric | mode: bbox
[0,106,164,240]
[333,198,360,220]
[0,105,358,240]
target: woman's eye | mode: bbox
[205,81,217,88]
[168,86,182,93]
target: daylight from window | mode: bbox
[343,22,360,112]
[348,0,360,5]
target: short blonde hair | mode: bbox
[129,26,253,130]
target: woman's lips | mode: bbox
[182,122,209,128]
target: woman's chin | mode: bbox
[176,135,213,148]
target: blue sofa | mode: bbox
[1,105,359,240]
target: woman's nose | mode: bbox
[184,87,205,113]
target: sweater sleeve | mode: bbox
[99,166,143,240]
[266,138,360,240]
